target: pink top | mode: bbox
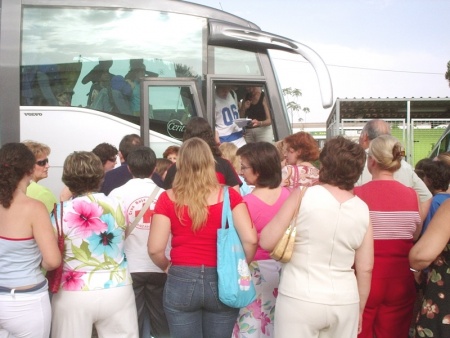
[244,187,291,260]
[154,188,244,267]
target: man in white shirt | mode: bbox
[357,119,432,220]
[109,146,170,338]
[215,85,246,147]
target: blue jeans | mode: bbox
[163,265,239,338]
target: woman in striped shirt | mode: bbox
[354,135,422,338]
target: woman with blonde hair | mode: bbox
[354,135,422,338]
[0,143,61,338]
[149,137,257,338]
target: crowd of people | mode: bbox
[0,117,449,338]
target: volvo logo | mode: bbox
[23,113,43,116]
[167,119,185,140]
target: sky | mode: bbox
[189,0,450,122]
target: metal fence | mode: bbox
[327,118,450,165]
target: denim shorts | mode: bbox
[163,265,239,338]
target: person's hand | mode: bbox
[358,312,363,334]
[251,119,259,127]
[242,100,251,110]
[413,270,423,285]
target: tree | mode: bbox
[446,61,450,87]
[282,87,310,126]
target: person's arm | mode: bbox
[409,199,450,271]
[259,95,272,127]
[419,198,432,222]
[33,202,62,271]
[232,203,257,263]
[148,213,171,272]
[260,188,301,251]
[412,193,423,241]
[411,169,432,219]
[354,221,374,334]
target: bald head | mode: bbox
[359,119,391,149]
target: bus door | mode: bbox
[206,76,278,142]
[140,77,205,152]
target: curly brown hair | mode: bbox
[283,131,319,162]
[62,151,104,196]
[0,143,35,208]
[319,136,366,190]
[163,145,180,159]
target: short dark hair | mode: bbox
[92,143,118,165]
[283,131,319,162]
[183,117,221,157]
[415,158,434,181]
[62,151,105,196]
[237,142,281,188]
[127,147,157,179]
[319,136,366,190]
[119,134,142,161]
[0,143,35,208]
[423,160,450,192]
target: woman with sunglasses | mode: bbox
[22,140,57,213]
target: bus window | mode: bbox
[140,78,204,144]
[212,47,262,75]
[20,7,204,109]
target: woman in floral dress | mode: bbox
[51,151,138,338]
[282,132,319,190]
[232,142,290,338]
[410,199,450,338]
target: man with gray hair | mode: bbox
[357,119,432,219]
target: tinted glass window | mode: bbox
[21,7,205,110]
[212,46,262,76]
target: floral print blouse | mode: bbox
[52,193,132,291]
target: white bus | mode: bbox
[0,0,333,194]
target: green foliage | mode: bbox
[282,87,310,122]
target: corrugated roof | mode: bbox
[327,97,450,124]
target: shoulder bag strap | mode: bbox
[221,186,230,230]
[293,165,300,188]
[125,187,160,239]
[287,186,308,233]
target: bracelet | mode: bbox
[410,267,421,273]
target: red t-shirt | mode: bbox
[154,188,244,267]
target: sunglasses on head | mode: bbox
[36,158,49,167]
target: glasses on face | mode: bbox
[240,165,252,171]
[36,158,49,167]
